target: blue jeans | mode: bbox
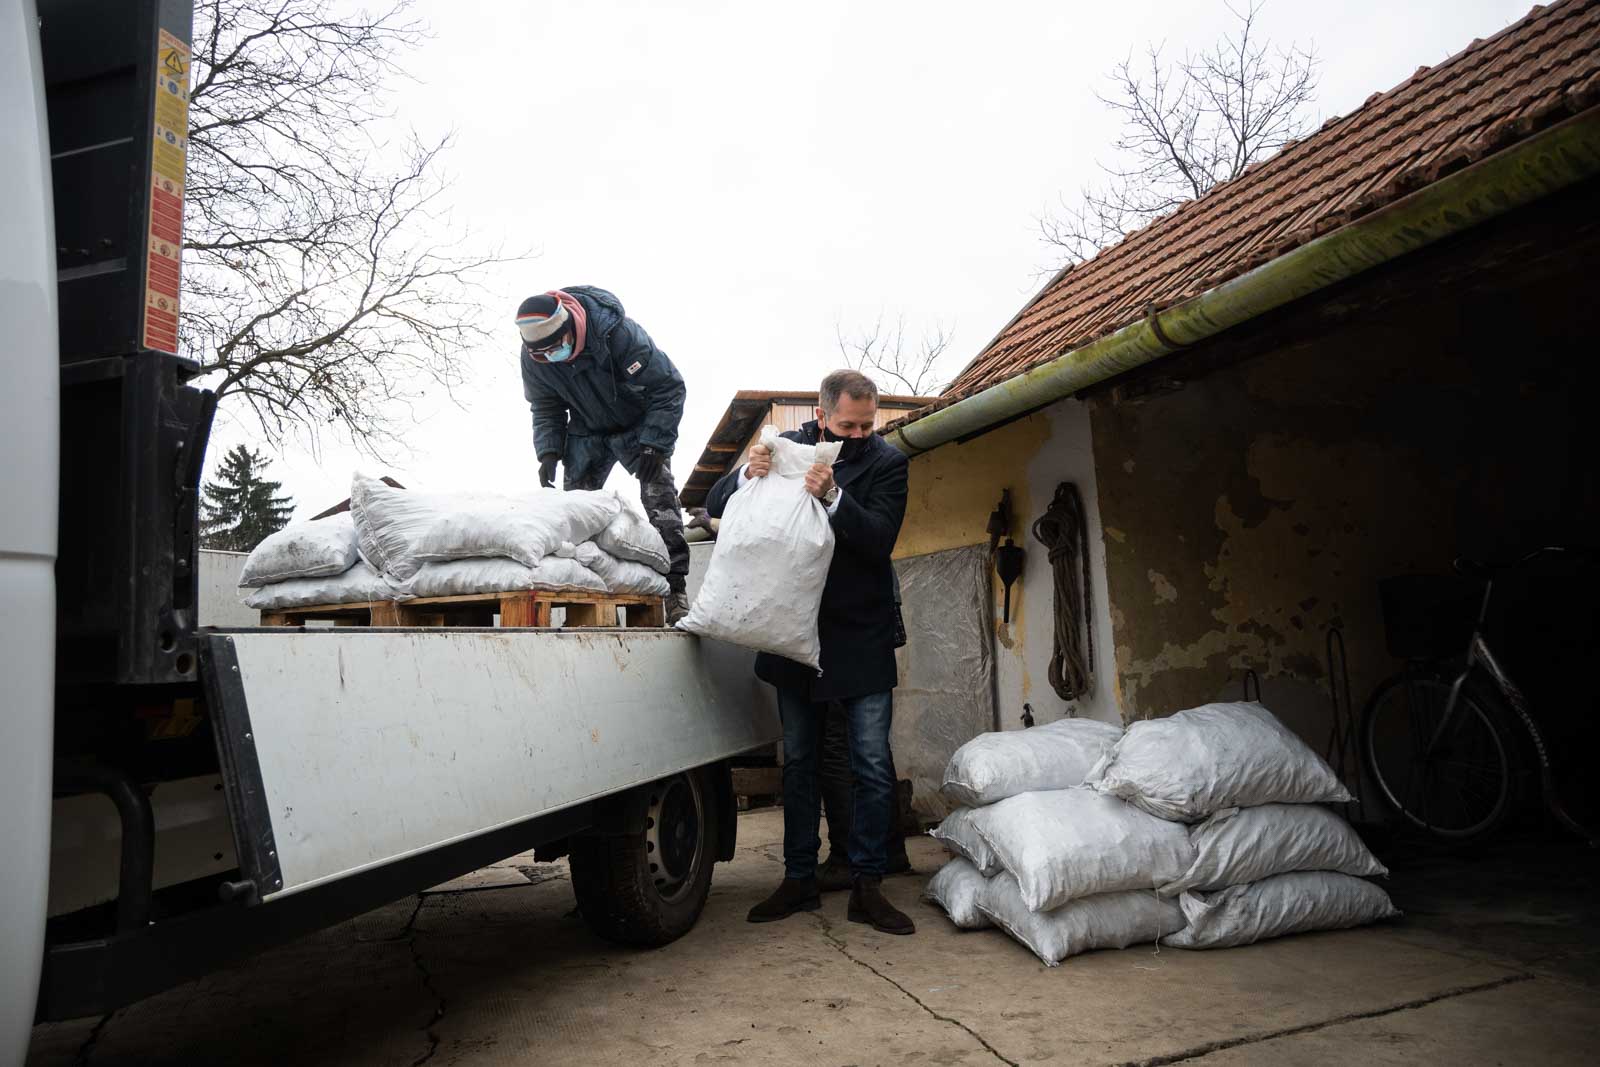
[777,686,894,880]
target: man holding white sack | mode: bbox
[516,287,691,622]
[704,370,915,935]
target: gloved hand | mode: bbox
[538,454,559,489]
[635,446,666,484]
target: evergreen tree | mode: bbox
[200,445,295,551]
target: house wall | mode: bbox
[1085,264,1597,749]
[893,400,1123,728]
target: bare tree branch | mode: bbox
[182,0,524,458]
[1038,1,1318,267]
[835,313,953,396]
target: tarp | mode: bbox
[892,544,995,818]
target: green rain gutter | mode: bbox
[885,107,1600,456]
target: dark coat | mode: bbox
[520,286,687,484]
[705,421,909,701]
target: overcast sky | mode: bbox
[202,0,1534,520]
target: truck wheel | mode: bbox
[569,768,716,947]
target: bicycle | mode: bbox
[1360,546,1598,845]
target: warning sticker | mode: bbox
[142,29,191,355]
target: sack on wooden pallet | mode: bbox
[978,872,1184,967]
[243,560,393,610]
[1163,871,1399,950]
[971,788,1195,912]
[676,427,841,670]
[401,556,606,600]
[240,513,359,586]
[1159,804,1388,896]
[565,542,672,597]
[921,858,992,930]
[929,807,1002,877]
[350,474,621,581]
[594,495,671,575]
[1091,702,1352,823]
[941,718,1123,808]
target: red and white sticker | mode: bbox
[142,29,190,355]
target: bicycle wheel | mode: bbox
[1361,671,1517,840]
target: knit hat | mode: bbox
[516,294,570,347]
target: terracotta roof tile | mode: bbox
[936,0,1600,405]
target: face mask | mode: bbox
[538,340,574,363]
[821,425,870,460]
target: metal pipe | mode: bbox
[53,764,155,933]
[885,108,1600,456]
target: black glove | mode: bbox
[635,446,666,484]
[538,454,559,489]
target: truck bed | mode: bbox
[206,627,778,901]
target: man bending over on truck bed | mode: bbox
[516,288,691,623]
[704,369,915,935]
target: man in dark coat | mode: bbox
[517,287,691,621]
[704,370,915,935]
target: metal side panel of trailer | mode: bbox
[205,627,780,901]
[39,628,778,1020]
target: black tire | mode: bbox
[1360,670,1521,841]
[569,768,717,947]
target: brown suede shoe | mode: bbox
[816,854,852,893]
[747,877,821,923]
[848,877,915,935]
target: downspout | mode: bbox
[886,108,1600,456]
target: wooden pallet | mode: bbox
[260,589,666,629]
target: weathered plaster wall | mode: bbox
[1088,277,1596,745]
[895,400,1122,729]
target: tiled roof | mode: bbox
[935,0,1600,406]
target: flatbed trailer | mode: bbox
[0,2,778,1058]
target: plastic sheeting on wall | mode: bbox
[893,543,995,818]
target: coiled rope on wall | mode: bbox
[1031,482,1094,702]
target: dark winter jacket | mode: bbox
[520,286,686,483]
[705,421,909,701]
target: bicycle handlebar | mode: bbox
[1453,545,1597,576]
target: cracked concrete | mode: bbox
[25,811,1600,1066]
[812,910,1018,1067]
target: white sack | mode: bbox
[1092,702,1352,822]
[239,513,360,585]
[1160,804,1388,896]
[978,872,1184,967]
[675,427,841,670]
[243,560,393,610]
[929,808,1003,877]
[594,495,671,574]
[920,858,993,930]
[971,788,1196,912]
[401,556,606,600]
[1164,871,1399,949]
[565,542,672,597]
[942,718,1123,808]
[349,474,621,581]
[412,490,620,570]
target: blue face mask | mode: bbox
[539,341,574,363]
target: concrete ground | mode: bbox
[27,810,1600,1066]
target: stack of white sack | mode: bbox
[676,427,841,669]
[239,513,397,610]
[924,718,1192,967]
[1089,701,1398,949]
[242,474,673,612]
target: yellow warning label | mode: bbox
[143,29,191,355]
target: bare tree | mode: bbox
[1039,0,1318,266]
[835,314,953,396]
[183,0,513,456]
